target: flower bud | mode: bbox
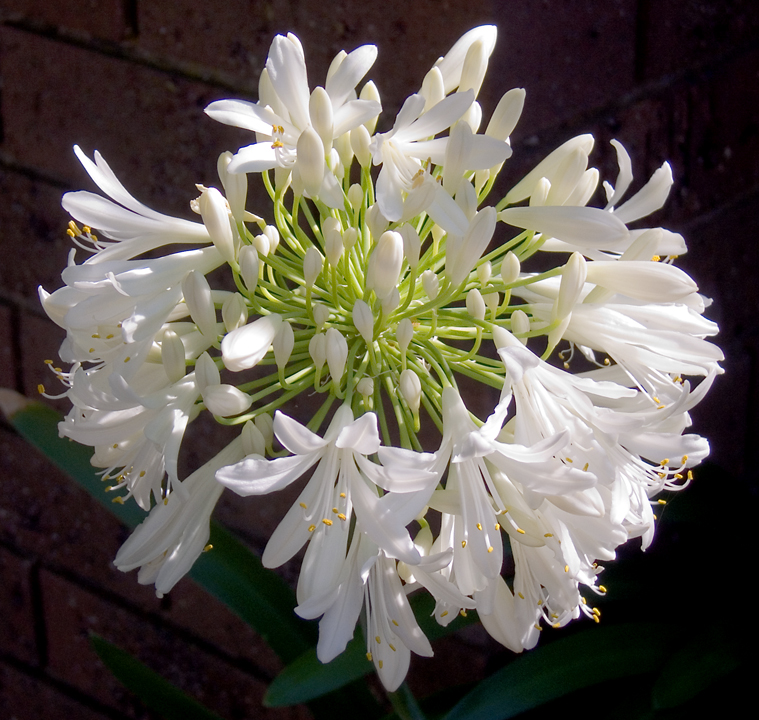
[323,217,344,266]
[241,420,266,457]
[195,351,220,392]
[466,288,486,320]
[335,131,354,169]
[309,333,327,370]
[263,225,280,255]
[312,303,330,329]
[222,293,248,333]
[500,251,520,285]
[348,184,364,212]
[182,270,217,339]
[366,203,388,242]
[217,152,248,223]
[382,287,400,314]
[511,309,530,344]
[555,251,587,321]
[486,88,525,142]
[342,226,358,251]
[477,261,492,286]
[367,230,403,300]
[304,247,323,287]
[399,224,421,270]
[350,124,372,167]
[221,314,282,372]
[353,300,374,343]
[326,328,348,383]
[529,177,551,207]
[359,80,381,134]
[422,269,439,300]
[272,321,294,369]
[252,233,270,256]
[239,245,260,294]
[483,291,500,315]
[296,126,325,197]
[396,318,413,354]
[255,412,274,451]
[400,368,422,413]
[357,377,374,402]
[459,39,488,98]
[309,86,334,151]
[203,384,252,417]
[421,66,445,111]
[198,186,236,264]
[161,329,186,384]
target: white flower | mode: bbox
[114,437,245,596]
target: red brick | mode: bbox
[0,27,250,219]
[637,0,759,80]
[40,569,311,719]
[0,662,112,720]
[2,0,130,42]
[0,546,38,664]
[0,170,71,303]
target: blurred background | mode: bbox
[0,1,757,717]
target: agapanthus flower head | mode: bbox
[42,24,722,692]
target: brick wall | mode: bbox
[1,1,758,717]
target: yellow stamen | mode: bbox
[203,544,213,552]
[322,518,333,526]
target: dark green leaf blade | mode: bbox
[443,623,678,720]
[90,634,225,720]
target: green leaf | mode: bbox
[443,623,679,720]
[3,395,314,663]
[90,634,225,720]
[265,633,371,707]
[651,627,742,709]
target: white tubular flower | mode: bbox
[433,25,498,95]
[205,35,380,207]
[444,207,497,287]
[215,407,435,582]
[115,437,245,597]
[61,146,211,262]
[221,314,282,372]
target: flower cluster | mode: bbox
[40,27,722,690]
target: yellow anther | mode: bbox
[37,384,45,394]
[92,333,100,339]
[44,359,53,364]
[322,518,333,526]
[581,597,587,605]
[139,471,146,477]
[112,443,119,449]
[112,496,125,505]
[388,643,396,652]
[299,502,307,509]
[54,367,62,373]
[461,540,467,548]
[460,610,468,617]
[332,507,339,514]
[653,397,661,404]
[476,523,482,531]
[89,348,95,353]
[599,585,607,594]
[660,458,669,466]
[534,623,543,631]
[518,592,525,599]
[164,498,169,505]
[603,357,610,365]
[563,362,570,369]
[124,356,131,363]
[366,652,372,661]
[440,611,449,617]
[592,607,601,617]
[687,470,693,480]
[308,524,316,532]
[553,623,561,628]
[106,334,114,339]
[658,499,667,505]
[375,635,381,644]
[203,544,213,552]
[651,255,661,262]
[271,140,284,149]
[583,463,589,472]
[657,404,665,410]
[487,546,494,553]
[105,486,113,492]
[653,513,658,520]
[337,513,347,521]
[682,455,688,464]
[66,228,76,237]
[658,472,666,479]
[495,523,500,531]
[82,226,91,234]
[392,619,399,627]
[537,599,543,606]
[517,528,526,534]
[564,565,569,573]
[565,457,573,463]
[378,660,383,669]
[593,614,600,623]
[339,492,346,498]
[544,533,553,538]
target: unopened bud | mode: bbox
[313,303,330,329]
[273,321,294,369]
[222,293,249,333]
[217,152,247,223]
[241,420,266,457]
[253,233,270,256]
[203,384,253,417]
[466,288,486,320]
[382,288,400,314]
[239,245,260,294]
[348,184,364,211]
[309,333,327,370]
[555,251,587,321]
[477,261,492,286]
[400,368,422,413]
[399,224,421,270]
[309,86,334,151]
[511,309,530,343]
[483,291,500,315]
[357,377,374,402]
[500,251,520,285]
[367,231,403,300]
[182,271,217,339]
[323,217,343,265]
[297,126,325,197]
[366,203,388,242]
[161,329,186,384]
[359,81,381,134]
[350,125,372,167]
[263,225,280,254]
[195,351,220,392]
[254,412,274,450]
[396,318,413,353]
[304,247,324,287]
[342,226,358,251]
[335,131,354,169]
[422,270,439,300]
[353,300,374,343]
[326,328,348,384]
[198,186,236,264]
